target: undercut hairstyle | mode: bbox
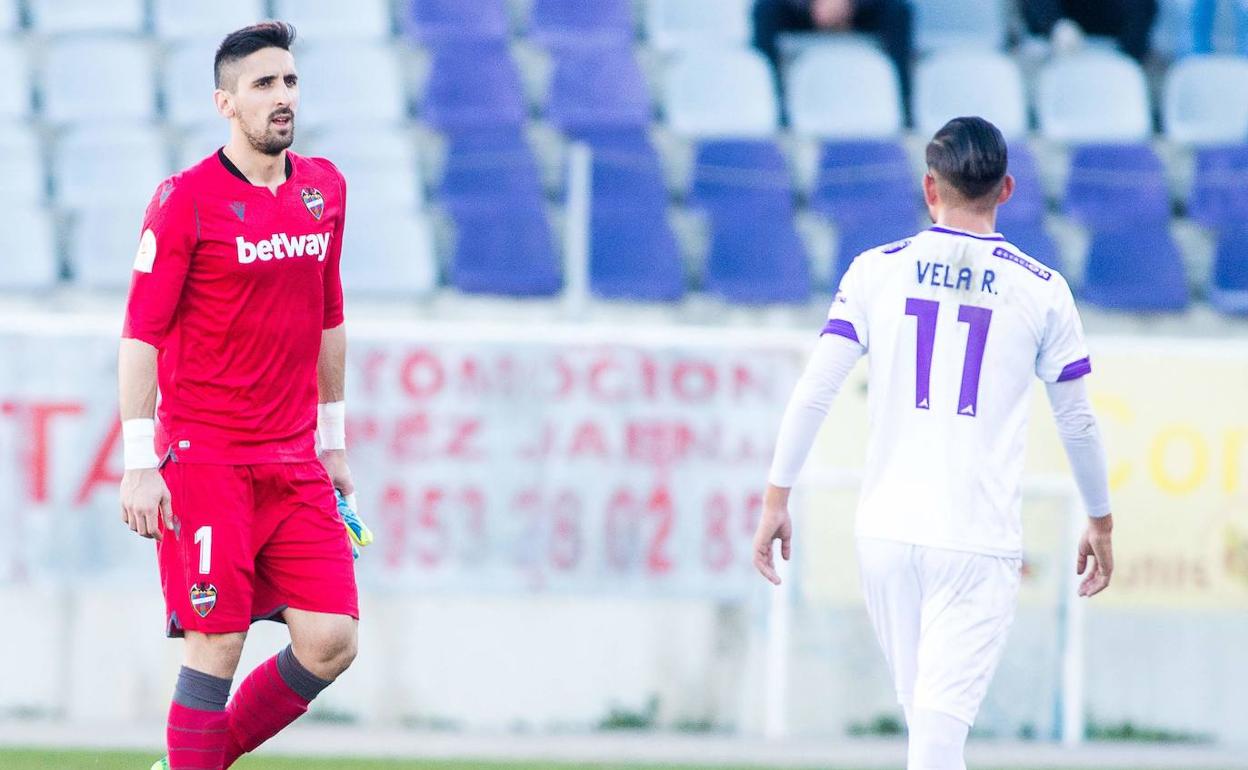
[925,117,1009,205]
[214,21,297,90]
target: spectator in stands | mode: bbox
[752,0,913,124]
[1020,0,1159,62]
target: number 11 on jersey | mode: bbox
[904,298,992,417]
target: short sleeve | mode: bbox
[1035,276,1091,382]
[122,179,196,348]
[322,169,346,329]
[822,254,870,350]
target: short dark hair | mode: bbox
[214,21,297,89]
[925,117,1009,204]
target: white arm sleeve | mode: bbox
[767,334,865,487]
[1045,378,1112,518]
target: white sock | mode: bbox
[907,708,969,770]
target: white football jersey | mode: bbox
[825,225,1090,558]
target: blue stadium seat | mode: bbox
[163,40,221,127]
[272,0,393,40]
[70,206,152,291]
[832,217,919,287]
[705,203,811,304]
[529,0,634,48]
[1003,222,1063,273]
[422,43,526,130]
[439,129,545,213]
[312,127,424,212]
[29,0,144,33]
[664,47,779,137]
[0,39,31,120]
[573,128,668,207]
[44,37,157,125]
[1063,144,1170,230]
[0,208,57,291]
[998,143,1046,226]
[786,42,903,139]
[1188,144,1248,229]
[914,50,1027,139]
[810,140,917,225]
[404,0,510,45]
[1037,51,1151,143]
[296,43,407,129]
[689,140,792,213]
[645,0,752,52]
[450,206,562,296]
[340,207,437,297]
[591,204,685,301]
[55,126,169,213]
[1163,55,1248,146]
[547,44,651,132]
[914,0,1008,53]
[153,0,266,40]
[1081,226,1189,312]
[1210,225,1248,314]
[0,125,44,205]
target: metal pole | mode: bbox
[563,142,592,319]
[763,490,794,740]
[1060,496,1087,747]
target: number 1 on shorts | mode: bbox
[194,526,212,574]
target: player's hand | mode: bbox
[753,485,793,586]
[1076,514,1114,597]
[120,468,173,541]
[319,448,354,496]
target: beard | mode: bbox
[242,109,295,156]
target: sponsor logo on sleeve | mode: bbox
[300,187,324,220]
[133,229,157,273]
[881,239,912,254]
[993,247,1052,281]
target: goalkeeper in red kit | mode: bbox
[117,22,363,770]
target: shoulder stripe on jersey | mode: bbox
[1057,357,1092,381]
[821,319,860,343]
[992,246,1052,281]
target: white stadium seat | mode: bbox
[153,0,267,40]
[177,124,227,170]
[43,37,157,125]
[0,39,31,120]
[914,50,1028,140]
[914,0,1008,53]
[645,0,753,51]
[69,206,150,291]
[29,0,145,34]
[54,125,169,213]
[664,47,778,137]
[295,43,407,129]
[786,41,902,139]
[1037,51,1152,143]
[272,0,393,40]
[0,208,58,291]
[163,40,223,127]
[339,207,437,297]
[309,127,424,212]
[1164,54,1248,146]
[0,0,17,33]
[0,125,46,205]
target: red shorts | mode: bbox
[156,459,359,637]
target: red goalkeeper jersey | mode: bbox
[123,149,346,464]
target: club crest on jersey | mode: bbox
[189,583,217,618]
[300,187,325,220]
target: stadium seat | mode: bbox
[295,43,407,129]
[573,128,669,206]
[998,143,1047,226]
[310,127,424,212]
[403,0,510,45]
[645,0,753,52]
[0,1,16,32]
[1002,221,1063,272]
[689,140,793,212]
[1062,144,1170,230]
[1037,51,1152,143]
[832,216,919,287]
[705,203,811,304]
[43,37,157,125]
[54,126,169,213]
[1188,144,1248,229]
[591,204,685,301]
[339,207,437,296]
[914,0,1008,53]
[810,140,918,225]
[439,129,545,213]
[0,208,57,291]
[163,40,223,127]
[547,44,651,132]
[0,40,32,120]
[69,206,151,291]
[450,206,562,296]
[29,0,144,34]
[422,43,526,130]
[153,0,266,40]
[786,42,903,139]
[271,0,392,40]
[1163,55,1248,146]
[528,0,634,48]
[664,48,778,137]
[178,124,228,169]
[1210,225,1248,314]
[1080,226,1189,312]
[914,50,1027,139]
[0,125,46,205]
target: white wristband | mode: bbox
[122,418,160,470]
[317,401,346,451]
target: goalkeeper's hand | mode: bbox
[336,488,374,559]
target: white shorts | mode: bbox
[856,537,1022,726]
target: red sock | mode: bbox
[221,651,317,768]
[167,701,229,770]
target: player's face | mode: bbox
[221,47,299,156]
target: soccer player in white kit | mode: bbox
[752,117,1115,770]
